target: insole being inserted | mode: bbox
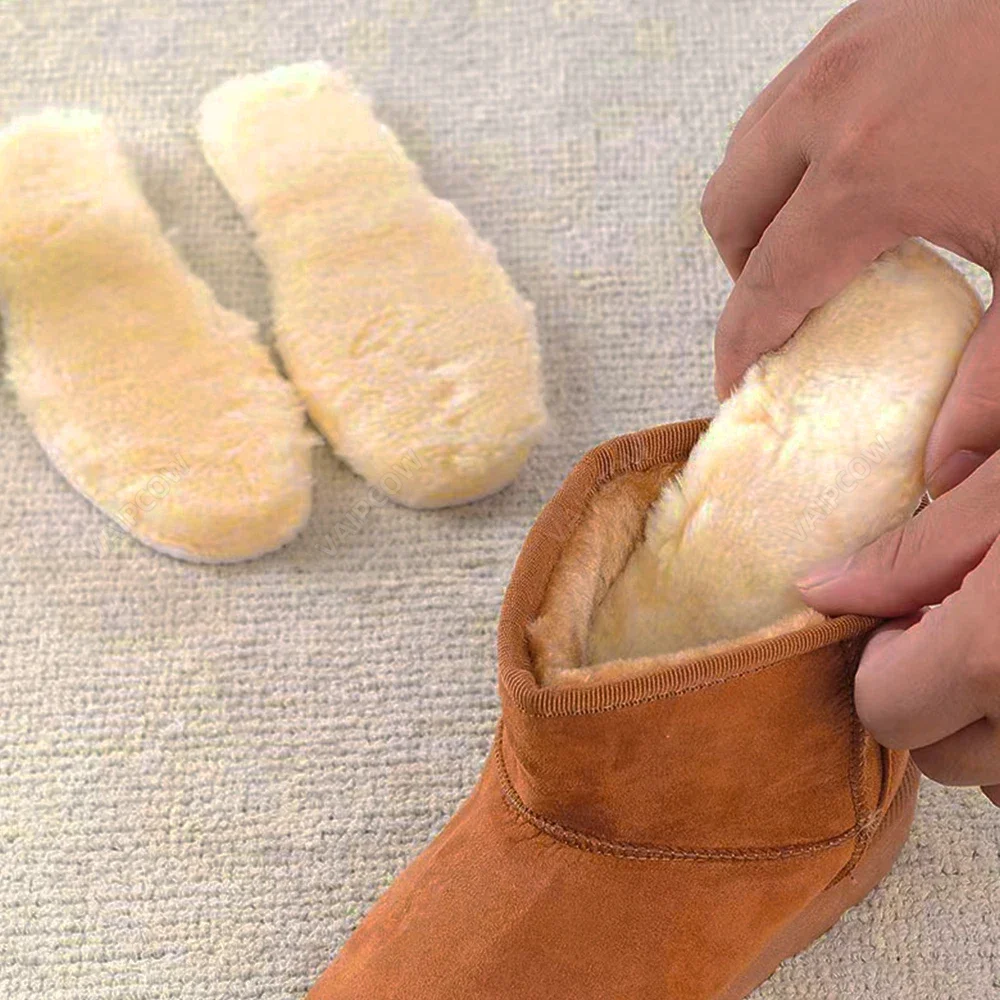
[587,241,982,665]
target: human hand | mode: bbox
[796,455,1000,807]
[702,0,1000,497]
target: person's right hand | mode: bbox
[702,0,1000,498]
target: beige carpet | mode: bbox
[1,1,997,997]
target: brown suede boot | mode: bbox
[306,420,918,1000]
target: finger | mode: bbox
[702,104,809,280]
[723,62,799,159]
[858,613,926,659]
[924,297,999,498]
[852,542,1000,750]
[910,717,1000,787]
[724,2,863,154]
[798,454,1000,617]
[712,168,899,397]
[854,608,980,750]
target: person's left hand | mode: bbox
[796,453,1000,808]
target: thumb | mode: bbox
[796,455,1000,618]
[925,295,1000,497]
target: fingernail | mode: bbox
[796,554,852,592]
[927,449,988,498]
[713,367,733,402]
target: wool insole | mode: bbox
[197,62,547,509]
[0,111,316,562]
[587,241,982,666]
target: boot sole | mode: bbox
[719,761,920,1000]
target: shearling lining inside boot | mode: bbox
[526,463,826,686]
[529,241,983,687]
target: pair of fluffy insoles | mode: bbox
[0,62,547,562]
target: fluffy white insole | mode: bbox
[587,241,982,664]
[0,111,316,562]
[198,62,547,509]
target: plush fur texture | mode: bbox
[197,62,548,509]
[527,464,674,682]
[532,241,982,684]
[526,461,827,686]
[0,111,316,562]
[588,242,980,664]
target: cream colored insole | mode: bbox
[197,62,547,509]
[0,111,316,563]
[587,241,982,665]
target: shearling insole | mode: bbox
[0,111,315,562]
[587,241,982,665]
[197,62,547,509]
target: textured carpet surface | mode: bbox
[1,2,997,998]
